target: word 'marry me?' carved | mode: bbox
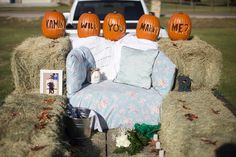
[171,23,190,33]
[168,12,192,41]
[136,14,160,41]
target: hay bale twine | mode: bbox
[11,36,71,93]
[158,37,222,90]
[160,90,236,157]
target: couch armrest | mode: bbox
[152,51,176,96]
[66,47,95,98]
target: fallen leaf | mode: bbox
[182,105,191,110]
[211,108,220,114]
[184,113,198,121]
[31,145,47,151]
[34,122,46,130]
[172,43,177,47]
[201,137,217,145]
[43,107,53,110]
[43,98,56,105]
[38,110,51,122]
[11,111,20,118]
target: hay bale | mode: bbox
[158,37,222,90]
[11,36,71,93]
[0,93,69,157]
[160,90,236,157]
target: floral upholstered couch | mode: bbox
[66,34,176,131]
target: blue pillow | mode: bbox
[114,46,158,89]
[152,51,176,96]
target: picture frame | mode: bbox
[40,69,63,95]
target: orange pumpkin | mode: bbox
[136,14,160,41]
[77,12,100,38]
[41,10,65,39]
[167,12,192,41]
[103,12,126,41]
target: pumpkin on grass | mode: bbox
[167,12,192,41]
[136,14,160,41]
[41,10,66,39]
[103,12,126,41]
[77,12,100,38]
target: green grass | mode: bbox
[192,28,236,105]
[0,17,41,103]
[161,3,236,14]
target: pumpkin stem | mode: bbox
[113,11,117,14]
[88,11,92,14]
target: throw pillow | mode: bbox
[114,46,158,89]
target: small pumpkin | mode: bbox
[41,10,65,39]
[77,12,100,38]
[103,12,126,41]
[136,14,160,41]
[167,12,192,41]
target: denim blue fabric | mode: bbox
[66,47,95,98]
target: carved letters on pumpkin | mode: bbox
[80,22,97,29]
[46,19,64,29]
[171,24,189,33]
[108,23,124,32]
[140,23,159,34]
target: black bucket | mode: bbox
[65,107,91,141]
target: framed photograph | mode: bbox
[40,69,63,95]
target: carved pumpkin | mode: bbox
[136,14,160,41]
[41,10,65,39]
[167,12,192,41]
[77,12,100,38]
[103,12,126,41]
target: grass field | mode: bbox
[161,3,236,14]
[0,9,235,112]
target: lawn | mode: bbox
[0,17,41,104]
[161,3,236,14]
[0,15,235,112]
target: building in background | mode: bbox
[0,0,73,5]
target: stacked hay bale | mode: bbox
[0,93,70,157]
[11,36,71,93]
[0,36,72,157]
[159,37,222,90]
[158,38,236,157]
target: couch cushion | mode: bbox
[69,80,163,129]
[114,46,158,89]
[152,51,176,96]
